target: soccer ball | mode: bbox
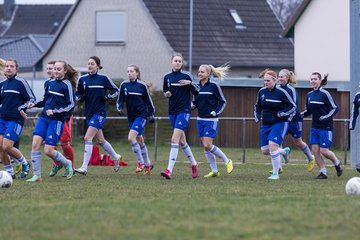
[345,177,360,196]
[0,170,13,188]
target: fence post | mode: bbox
[153,117,158,166]
[242,118,246,163]
[344,120,348,165]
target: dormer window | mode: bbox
[229,9,246,29]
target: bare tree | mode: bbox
[267,0,304,27]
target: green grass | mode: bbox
[1,140,360,240]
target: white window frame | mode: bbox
[96,11,126,44]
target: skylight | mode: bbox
[229,9,246,29]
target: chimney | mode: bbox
[4,0,15,21]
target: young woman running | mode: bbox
[254,69,296,180]
[74,56,122,175]
[193,64,233,178]
[0,59,35,179]
[117,64,155,175]
[161,53,200,179]
[278,69,315,172]
[27,60,76,182]
[301,72,343,179]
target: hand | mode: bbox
[210,111,217,117]
[118,109,125,116]
[19,110,28,120]
[178,79,191,85]
[164,91,172,98]
[300,112,304,118]
[28,103,35,109]
[46,109,54,116]
[191,102,196,110]
[350,127,354,131]
[319,116,325,121]
[148,115,155,123]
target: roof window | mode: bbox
[229,9,246,29]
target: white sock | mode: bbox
[12,158,20,165]
[278,147,286,155]
[270,150,281,174]
[210,145,229,163]
[320,168,327,175]
[31,151,42,176]
[334,159,340,166]
[205,150,217,173]
[141,144,151,166]
[100,140,118,160]
[167,144,179,172]
[301,145,313,161]
[132,142,144,164]
[181,144,197,165]
[17,155,27,165]
[81,141,93,169]
[52,151,69,166]
[4,164,14,176]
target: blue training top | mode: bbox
[350,91,360,130]
[34,79,75,122]
[279,83,302,122]
[76,72,119,119]
[193,79,226,118]
[117,79,155,122]
[163,69,199,115]
[0,75,36,125]
[302,87,338,130]
[254,85,296,125]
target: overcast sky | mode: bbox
[0,0,75,3]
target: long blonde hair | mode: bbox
[0,58,5,78]
[280,69,297,84]
[201,64,230,81]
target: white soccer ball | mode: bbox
[345,177,360,196]
[0,170,13,188]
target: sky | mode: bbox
[0,0,75,3]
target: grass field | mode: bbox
[1,139,360,240]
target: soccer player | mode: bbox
[74,56,122,175]
[254,69,296,180]
[117,64,155,175]
[0,59,35,179]
[301,72,343,179]
[27,60,76,182]
[160,53,200,179]
[349,82,360,173]
[192,64,233,178]
[278,69,315,172]
[42,61,75,177]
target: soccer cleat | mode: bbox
[334,164,343,177]
[20,161,31,179]
[49,164,63,177]
[114,154,122,172]
[269,168,283,175]
[282,147,291,164]
[11,174,16,180]
[26,175,42,182]
[74,167,87,176]
[357,167,360,173]
[63,161,73,180]
[225,159,233,174]
[191,163,198,179]
[144,164,152,176]
[160,169,172,179]
[268,173,280,180]
[135,163,145,173]
[307,155,315,172]
[204,171,220,178]
[15,163,22,175]
[315,172,328,179]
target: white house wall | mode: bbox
[295,0,349,81]
[43,0,173,90]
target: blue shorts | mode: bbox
[87,115,106,130]
[128,117,147,136]
[0,119,23,142]
[169,113,191,130]
[287,121,303,138]
[197,118,218,138]
[260,122,289,148]
[309,128,333,148]
[33,117,64,146]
